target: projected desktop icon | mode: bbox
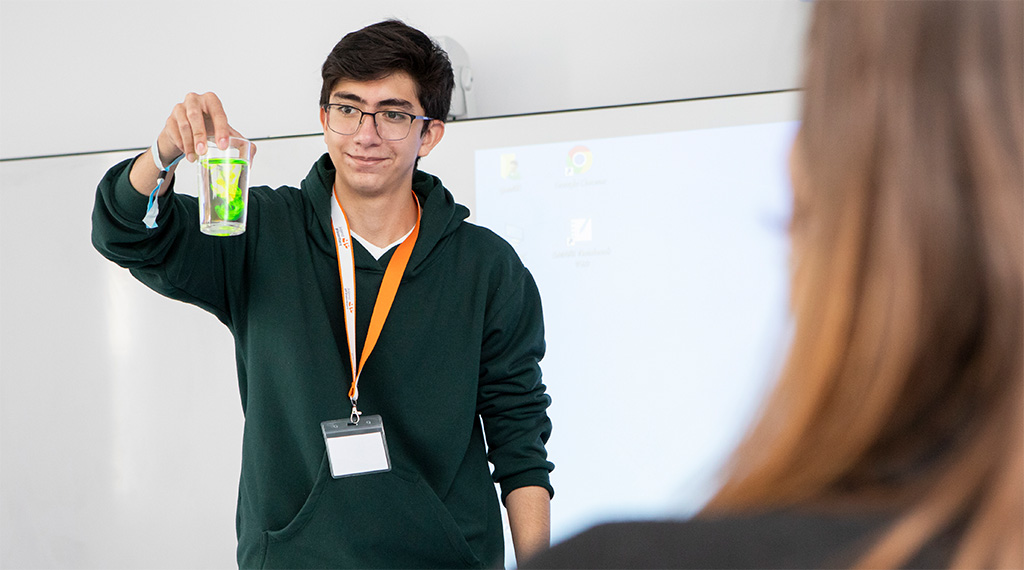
[567,218,593,246]
[504,225,524,247]
[565,146,593,176]
[501,154,521,180]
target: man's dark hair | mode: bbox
[320,19,455,128]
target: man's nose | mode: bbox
[353,112,382,142]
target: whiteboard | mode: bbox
[0,90,799,568]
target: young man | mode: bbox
[92,20,553,569]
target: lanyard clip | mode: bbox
[349,401,362,425]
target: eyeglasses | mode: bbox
[323,104,435,141]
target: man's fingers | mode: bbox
[161,92,237,163]
[161,114,186,164]
[201,93,232,151]
[171,102,199,162]
[184,93,209,158]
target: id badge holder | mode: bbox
[321,415,391,478]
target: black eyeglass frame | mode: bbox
[322,103,437,141]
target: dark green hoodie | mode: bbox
[92,153,553,569]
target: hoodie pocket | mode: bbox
[261,454,484,569]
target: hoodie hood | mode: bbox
[301,153,470,275]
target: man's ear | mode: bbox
[417,120,446,158]
[319,107,328,132]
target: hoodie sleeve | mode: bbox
[91,155,250,327]
[476,258,554,503]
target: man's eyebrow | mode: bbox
[330,92,414,111]
[376,98,414,110]
[331,92,366,104]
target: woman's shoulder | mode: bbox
[525,510,947,569]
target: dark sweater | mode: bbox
[92,154,554,569]
[524,511,953,569]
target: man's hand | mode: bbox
[163,91,240,163]
[506,485,551,565]
[130,92,248,196]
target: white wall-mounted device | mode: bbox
[434,36,477,120]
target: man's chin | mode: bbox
[335,173,407,199]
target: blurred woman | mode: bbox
[527,1,1022,567]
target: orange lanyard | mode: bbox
[330,188,420,423]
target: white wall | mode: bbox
[1,150,245,569]
[0,1,811,568]
[0,0,808,159]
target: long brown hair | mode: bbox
[705,2,1023,567]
